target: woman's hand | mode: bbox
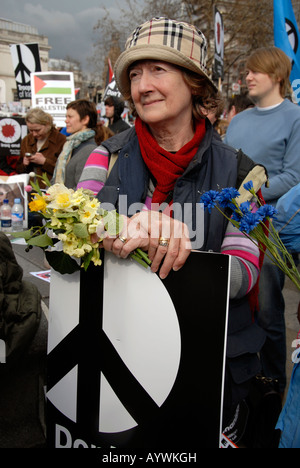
[96,211,191,279]
[28,152,46,165]
[23,154,31,166]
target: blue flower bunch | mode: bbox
[200,181,300,291]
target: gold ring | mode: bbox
[119,236,127,244]
[159,237,169,247]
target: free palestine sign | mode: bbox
[31,72,75,127]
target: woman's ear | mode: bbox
[81,115,90,127]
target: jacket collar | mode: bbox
[26,127,60,150]
[101,119,214,161]
[101,126,136,154]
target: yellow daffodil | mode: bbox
[91,256,102,267]
[91,248,102,266]
[29,194,47,213]
[82,243,92,252]
[79,207,97,224]
[87,223,99,234]
[57,233,68,242]
[46,184,74,210]
[50,217,62,229]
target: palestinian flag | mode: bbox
[33,72,73,95]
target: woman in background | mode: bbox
[52,99,99,190]
[17,107,66,189]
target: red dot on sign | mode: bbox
[217,23,221,43]
[2,124,16,138]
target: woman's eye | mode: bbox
[129,71,139,80]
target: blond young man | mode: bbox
[225,47,300,394]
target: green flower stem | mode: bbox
[130,251,150,268]
[134,248,152,265]
[214,202,300,291]
[130,248,152,268]
[201,185,300,291]
[243,224,300,290]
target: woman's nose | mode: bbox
[246,71,253,81]
[138,70,154,92]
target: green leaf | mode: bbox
[82,250,93,271]
[45,250,80,274]
[72,222,88,238]
[41,173,51,187]
[11,229,35,240]
[30,181,43,196]
[27,233,54,248]
[55,211,79,220]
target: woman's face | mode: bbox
[65,108,89,134]
[245,69,278,103]
[27,122,51,140]
[129,60,193,128]
[0,186,8,203]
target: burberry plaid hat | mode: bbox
[114,17,216,96]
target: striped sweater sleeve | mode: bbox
[77,145,109,195]
[221,222,260,299]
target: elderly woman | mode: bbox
[52,99,99,190]
[82,18,268,440]
[17,107,66,188]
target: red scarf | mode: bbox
[135,116,206,205]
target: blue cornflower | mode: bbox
[243,181,254,191]
[231,201,250,223]
[239,201,251,214]
[257,204,278,220]
[200,184,300,291]
[239,211,262,233]
[217,187,240,208]
[232,211,242,222]
[200,190,219,213]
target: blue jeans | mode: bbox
[257,254,286,392]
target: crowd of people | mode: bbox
[1,16,300,448]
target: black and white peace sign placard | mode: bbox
[46,250,229,449]
[10,43,41,85]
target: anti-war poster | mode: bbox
[46,250,230,450]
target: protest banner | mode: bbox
[102,76,121,101]
[274,0,300,103]
[46,250,230,450]
[0,116,27,158]
[10,43,41,100]
[213,7,224,82]
[31,72,75,127]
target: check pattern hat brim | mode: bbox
[114,17,217,96]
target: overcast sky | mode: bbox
[1,0,122,70]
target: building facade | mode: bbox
[0,17,50,106]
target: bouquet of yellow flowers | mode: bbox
[12,174,151,274]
